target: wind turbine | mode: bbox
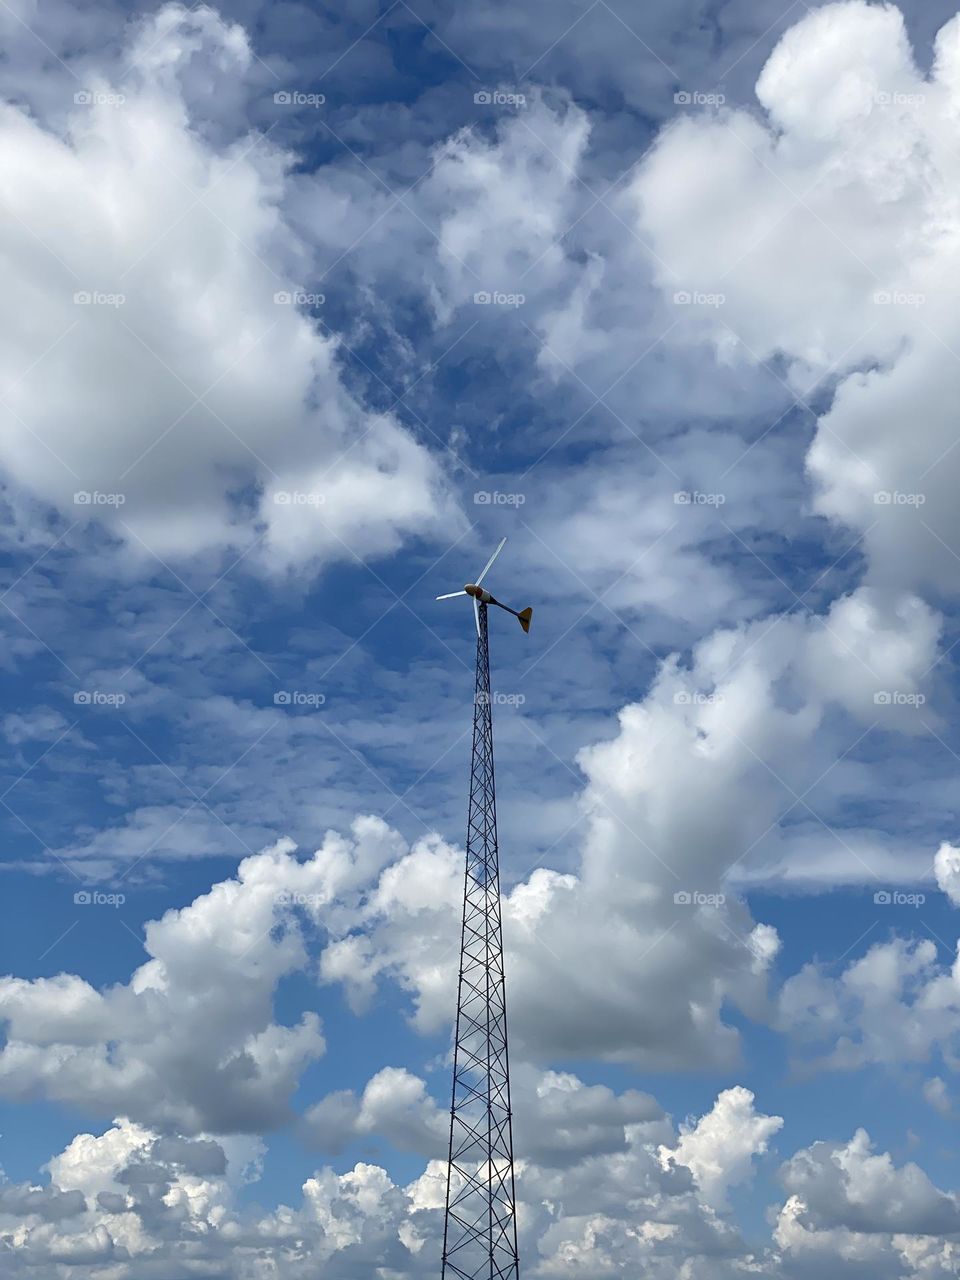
[436,536,533,635]
[435,534,528,1280]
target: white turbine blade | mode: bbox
[436,590,467,600]
[475,536,507,587]
[473,596,480,636]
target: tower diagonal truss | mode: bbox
[441,601,521,1280]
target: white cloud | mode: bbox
[523,1069,666,1166]
[801,588,940,730]
[13,1097,953,1279]
[303,1063,667,1168]
[302,1066,447,1157]
[425,97,590,323]
[935,842,960,906]
[779,933,960,1071]
[923,1075,952,1116]
[0,1091,734,1277]
[779,1126,960,1235]
[659,1086,783,1209]
[2,1071,960,1278]
[314,584,942,1071]
[0,822,417,1132]
[1,708,73,745]
[0,3,459,571]
[631,0,960,598]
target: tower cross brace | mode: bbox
[441,601,521,1280]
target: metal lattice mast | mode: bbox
[441,602,520,1280]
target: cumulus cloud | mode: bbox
[0,3,458,570]
[521,1069,666,1167]
[422,96,590,323]
[0,820,423,1132]
[302,1066,448,1158]
[780,1127,960,1235]
[5,1091,957,1278]
[632,0,960,598]
[935,842,960,906]
[779,933,960,1071]
[0,1083,774,1277]
[303,1063,667,1168]
[659,1087,783,1209]
[772,1127,960,1279]
[316,584,942,1071]
[4,6,960,1277]
[0,802,956,1275]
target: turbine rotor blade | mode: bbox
[436,591,467,600]
[475,536,507,587]
[473,596,480,636]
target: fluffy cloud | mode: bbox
[923,1076,952,1116]
[0,820,421,1131]
[780,934,960,1071]
[315,582,941,1071]
[780,1128,960,1235]
[302,1066,448,1157]
[632,1,960,597]
[521,1069,666,1167]
[0,1083,769,1277]
[935,842,960,906]
[5,4,960,1276]
[0,4,458,570]
[303,1063,667,1167]
[423,96,590,323]
[659,1087,783,1209]
[6,1096,960,1278]
[773,1128,960,1279]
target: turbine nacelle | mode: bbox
[436,538,533,635]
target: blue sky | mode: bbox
[4,0,960,1275]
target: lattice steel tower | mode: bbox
[435,539,531,1280]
